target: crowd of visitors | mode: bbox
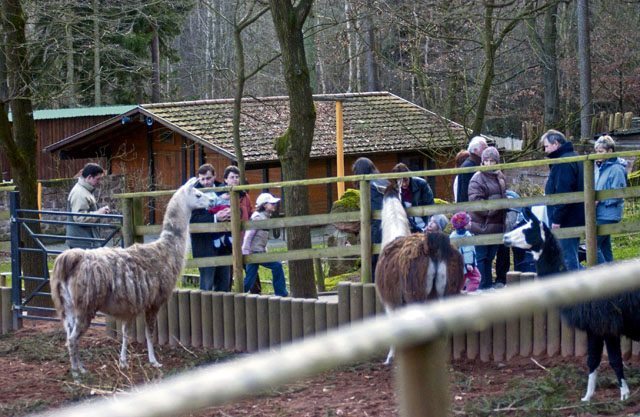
[68,128,627,297]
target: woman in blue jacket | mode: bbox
[594,135,627,264]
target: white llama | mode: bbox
[51,178,212,378]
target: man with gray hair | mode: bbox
[541,129,584,270]
[456,136,488,203]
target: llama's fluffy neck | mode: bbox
[536,225,566,277]
[155,189,190,259]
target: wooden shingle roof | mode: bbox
[141,92,468,163]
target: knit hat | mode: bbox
[451,212,470,230]
[481,146,500,163]
[428,214,448,232]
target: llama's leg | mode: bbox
[434,262,448,299]
[425,259,436,296]
[604,335,629,400]
[145,310,162,368]
[119,321,130,369]
[67,314,90,379]
[383,304,394,365]
[582,332,604,402]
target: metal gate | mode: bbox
[9,191,123,328]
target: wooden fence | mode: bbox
[7,270,640,361]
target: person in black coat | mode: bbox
[542,129,585,271]
[391,162,434,232]
[189,164,232,291]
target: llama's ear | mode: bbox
[522,206,534,221]
[185,177,198,189]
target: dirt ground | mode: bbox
[3,321,640,417]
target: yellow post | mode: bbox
[336,101,345,199]
[37,181,42,219]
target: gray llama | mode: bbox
[51,178,212,378]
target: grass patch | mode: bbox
[457,364,638,416]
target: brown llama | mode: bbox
[51,178,212,378]
[375,183,464,364]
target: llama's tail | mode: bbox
[50,250,83,320]
[380,180,411,251]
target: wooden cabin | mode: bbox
[45,92,469,221]
[0,105,136,182]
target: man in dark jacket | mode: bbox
[456,136,488,203]
[391,163,434,232]
[190,164,231,291]
[542,129,585,271]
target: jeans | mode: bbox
[199,265,231,291]
[476,244,499,289]
[596,219,617,264]
[558,237,581,271]
[244,261,288,297]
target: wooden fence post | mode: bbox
[230,191,244,292]
[338,282,351,326]
[178,290,191,347]
[396,338,450,417]
[212,292,224,349]
[201,291,213,348]
[583,159,597,267]
[359,180,372,283]
[168,290,179,347]
[269,296,281,348]
[245,294,259,352]
[234,294,247,352]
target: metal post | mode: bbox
[583,159,597,266]
[9,191,22,329]
[230,190,243,293]
[359,180,372,283]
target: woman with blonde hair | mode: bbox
[593,135,627,263]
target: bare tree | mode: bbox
[269,0,317,298]
[577,0,592,140]
[0,0,47,309]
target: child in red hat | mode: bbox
[450,211,480,292]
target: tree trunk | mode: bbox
[363,2,379,92]
[64,22,76,107]
[269,0,317,298]
[0,0,48,312]
[93,0,101,106]
[471,4,496,137]
[151,24,161,103]
[577,0,592,140]
[542,1,559,129]
[232,25,247,181]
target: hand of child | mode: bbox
[465,264,474,272]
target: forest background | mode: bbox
[7,0,640,139]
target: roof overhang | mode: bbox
[45,106,235,160]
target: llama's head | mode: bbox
[383,179,403,201]
[182,177,214,210]
[503,207,546,255]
